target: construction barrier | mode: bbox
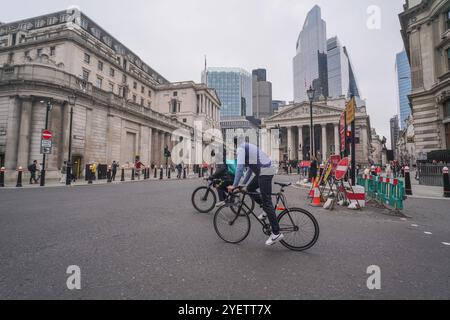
[358,175,406,210]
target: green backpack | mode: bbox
[226,159,237,176]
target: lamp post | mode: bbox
[307,85,316,160]
[66,94,76,186]
[40,100,53,187]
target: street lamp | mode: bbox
[40,100,53,187]
[307,85,316,160]
[66,94,77,186]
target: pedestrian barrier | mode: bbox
[358,175,406,210]
[443,167,450,198]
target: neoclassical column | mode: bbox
[148,127,153,166]
[17,98,33,169]
[322,124,328,160]
[298,126,303,161]
[267,129,272,158]
[287,126,293,161]
[5,97,21,170]
[334,124,340,156]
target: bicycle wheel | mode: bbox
[213,205,251,244]
[278,208,319,252]
[192,187,217,213]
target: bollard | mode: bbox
[198,167,201,178]
[160,166,163,180]
[107,166,112,183]
[88,165,93,184]
[168,167,171,179]
[144,167,148,180]
[404,166,412,196]
[131,168,135,181]
[154,167,157,179]
[16,167,23,188]
[0,167,5,187]
[183,167,187,179]
[443,167,450,198]
[121,166,125,182]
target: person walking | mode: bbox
[111,161,118,181]
[28,160,38,184]
[60,161,67,183]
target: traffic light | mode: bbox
[346,131,353,145]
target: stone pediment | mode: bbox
[266,102,343,122]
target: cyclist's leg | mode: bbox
[259,175,280,235]
[246,175,262,205]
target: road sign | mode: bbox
[335,157,350,181]
[340,112,346,152]
[346,98,356,124]
[42,130,53,140]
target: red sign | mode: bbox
[330,155,341,173]
[42,130,53,140]
[335,157,350,181]
[340,112,346,152]
[300,161,311,168]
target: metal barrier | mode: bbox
[417,163,447,187]
[358,175,406,210]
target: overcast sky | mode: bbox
[2,0,405,142]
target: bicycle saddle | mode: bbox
[275,182,292,188]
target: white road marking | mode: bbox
[400,218,407,221]
[424,232,433,235]
[411,224,419,227]
[442,242,450,246]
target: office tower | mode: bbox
[203,67,252,118]
[390,115,400,157]
[252,69,273,119]
[293,5,328,102]
[396,50,412,130]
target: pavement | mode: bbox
[0,175,449,300]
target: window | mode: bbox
[50,46,55,56]
[109,83,114,93]
[96,77,103,89]
[141,98,144,106]
[98,61,104,71]
[82,69,90,81]
[133,82,137,90]
[132,95,137,103]
[148,90,152,98]
[37,48,43,56]
[7,52,14,64]
[173,91,178,97]
[171,99,178,113]
[447,48,450,70]
[141,86,145,94]
[183,119,187,123]
[84,53,90,64]
[24,50,30,58]
[110,68,115,77]
[445,101,450,118]
[122,74,127,84]
[447,10,450,30]
[148,101,152,108]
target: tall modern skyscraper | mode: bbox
[390,115,400,157]
[293,5,328,102]
[396,50,412,130]
[202,68,252,118]
[252,69,273,119]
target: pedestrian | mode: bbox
[60,161,67,183]
[28,160,38,184]
[135,159,144,180]
[111,161,118,181]
[91,162,97,181]
[176,163,182,179]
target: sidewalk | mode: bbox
[410,170,447,200]
[0,174,202,189]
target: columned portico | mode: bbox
[321,124,327,161]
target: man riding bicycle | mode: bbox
[227,143,284,246]
[208,159,237,207]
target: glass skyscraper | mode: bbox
[327,37,350,98]
[396,50,412,130]
[203,67,252,118]
[293,5,328,102]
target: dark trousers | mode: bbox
[29,172,37,184]
[112,170,117,181]
[217,180,233,202]
[247,175,280,235]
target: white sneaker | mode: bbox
[265,233,284,246]
[258,213,268,221]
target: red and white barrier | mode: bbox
[347,186,366,209]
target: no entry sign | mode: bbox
[335,157,350,181]
[42,130,53,140]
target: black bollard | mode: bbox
[198,167,201,178]
[154,168,157,179]
[443,167,450,198]
[160,167,163,180]
[16,167,23,188]
[107,166,112,183]
[404,166,412,196]
[131,168,135,181]
[0,167,5,187]
[183,168,187,179]
[121,167,125,182]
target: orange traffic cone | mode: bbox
[308,178,316,198]
[311,183,322,207]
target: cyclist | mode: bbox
[227,143,284,246]
[208,159,237,207]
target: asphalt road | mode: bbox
[0,177,449,300]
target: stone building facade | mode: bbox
[399,0,450,161]
[0,9,220,181]
[262,97,372,167]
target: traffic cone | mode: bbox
[308,178,315,198]
[311,183,322,207]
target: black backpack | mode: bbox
[28,164,34,172]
